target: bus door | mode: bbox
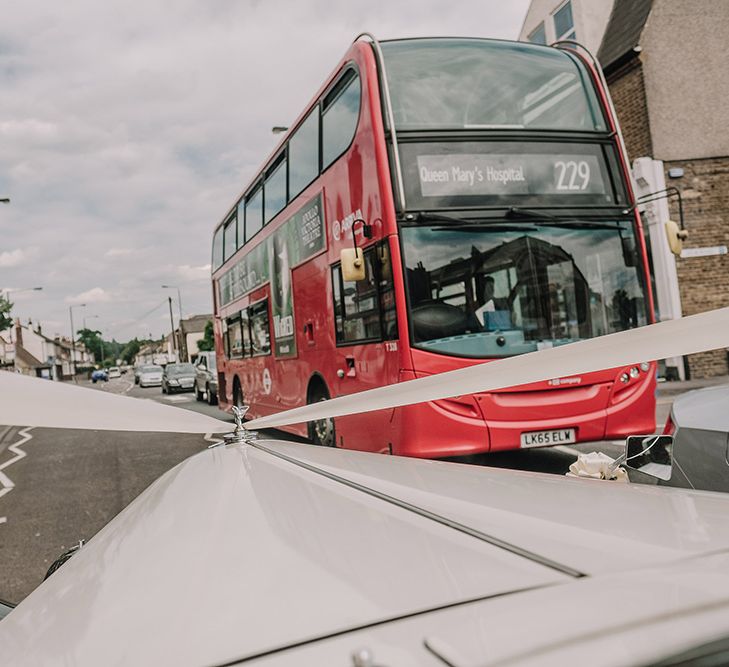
[331,241,399,452]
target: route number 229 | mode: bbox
[555,160,590,190]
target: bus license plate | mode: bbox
[520,428,576,448]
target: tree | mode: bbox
[197,320,214,352]
[121,338,141,365]
[76,328,104,364]
[0,295,12,334]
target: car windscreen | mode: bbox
[166,364,195,375]
[142,366,162,372]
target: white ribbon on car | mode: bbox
[246,307,729,430]
[1,307,729,434]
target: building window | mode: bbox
[528,22,547,45]
[322,68,361,169]
[288,107,320,199]
[553,1,576,41]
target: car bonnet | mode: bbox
[255,439,729,576]
[0,440,569,667]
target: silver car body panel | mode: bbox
[5,438,729,665]
[664,384,729,492]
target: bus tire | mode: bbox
[307,383,335,447]
[206,384,218,406]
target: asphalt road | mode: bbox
[0,373,684,604]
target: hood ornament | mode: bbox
[210,405,258,448]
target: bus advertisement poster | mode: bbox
[270,194,325,357]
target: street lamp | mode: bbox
[69,303,86,380]
[161,285,185,361]
[1,286,43,298]
[0,198,9,204]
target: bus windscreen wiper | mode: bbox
[505,207,627,231]
[413,212,535,233]
[414,211,480,225]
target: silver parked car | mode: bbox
[193,351,217,405]
[161,363,196,394]
[644,383,729,492]
[137,364,163,388]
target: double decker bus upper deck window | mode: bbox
[380,38,605,132]
[322,68,361,169]
[265,157,287,223]
[245,186,263,242]
[289,107,320,199]
[212,227,224,270]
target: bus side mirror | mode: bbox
[341,248,366,282]
[665,219,689,256]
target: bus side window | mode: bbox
[222,319,230,359]
[245,186,263,242]
[322,68,361,169]
[241,310,251,357]
[332,247,393,344]
[288,107,319,199]
[249,299,271,356]
[227,315,243,358]
[377,242,398,340]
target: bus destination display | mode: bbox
[417,153,606,198]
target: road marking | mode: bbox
[0,427,34,522]
[162,395,193,403]
[122,381,134,394]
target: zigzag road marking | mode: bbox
[0,426,34,523]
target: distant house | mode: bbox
[8,320,94,380]
[178,314,212,363]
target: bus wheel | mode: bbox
[307,386,335,447]
[206,384,218,406]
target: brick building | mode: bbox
[521,0,729,377]
[599,0,729,377]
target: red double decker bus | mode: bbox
[210,35,656,457]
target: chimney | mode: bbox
[14,319,22,346]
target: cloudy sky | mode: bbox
[0,0,529,341]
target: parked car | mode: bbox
[90,369,108,383]
[640,383,729,493]
[137,364,163,388]
[193,351,217,405]
[107,366,121,379]
[162,363,196,394]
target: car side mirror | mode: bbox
[624,435,674,481]
[340,248,366,282]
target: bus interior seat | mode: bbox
[411,302,470,341]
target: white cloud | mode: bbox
[0,0,529,338]
[0,249,29,267]
[104,247,134,258]
[66,287,112,305]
